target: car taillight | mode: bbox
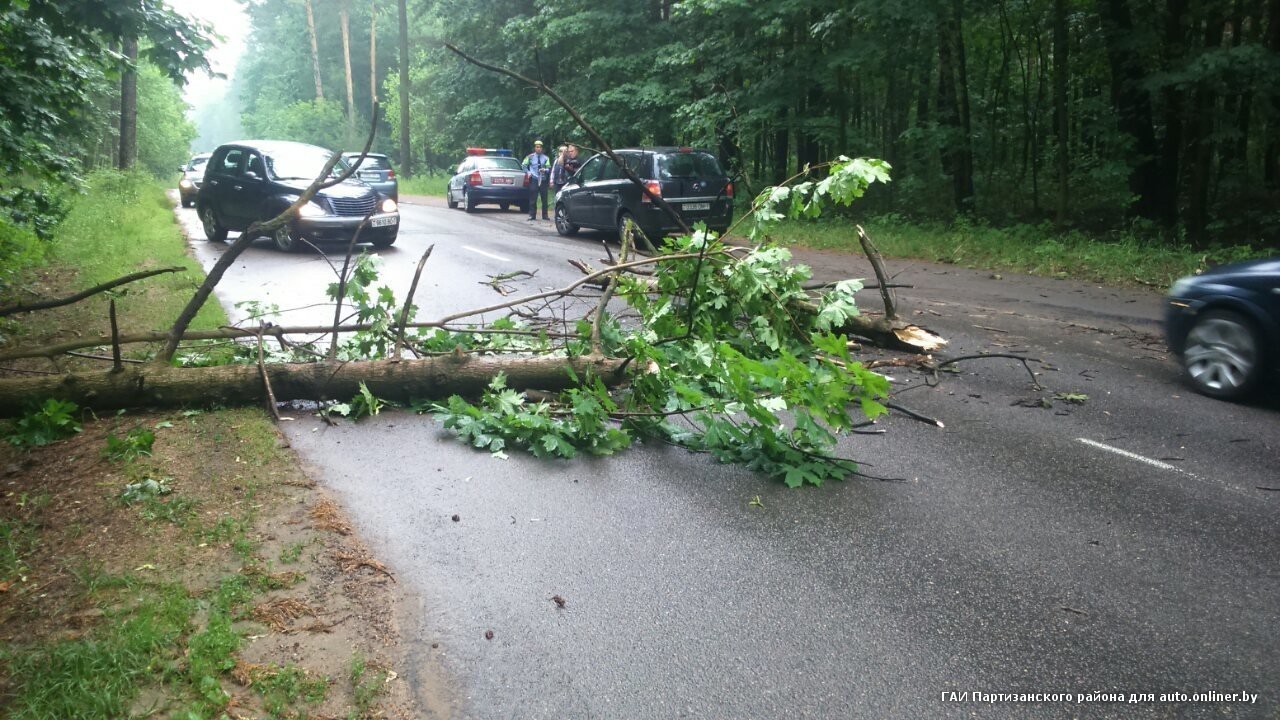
[640,180,662,203]
[724,182,733,199]
[468,171,482,186]
[387,169,396,179]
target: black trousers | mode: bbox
[528,181,549,218]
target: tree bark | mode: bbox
[0,355,627,418]
[340,0,356,122]
[397,0,412,177]
[953,0,976,212]
[1053,0,1070,225]
[1265,0,1280,188]
[305,0,325,100]
[117,36,138,171]
[370,0,378,109]
[1100,0,1163,221]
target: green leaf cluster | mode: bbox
[4,399,81,448]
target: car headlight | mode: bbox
[179,178,192,188]
[298,201,327,218]
[380,198,398,213]
[1168,276,1196,298]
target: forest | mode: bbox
[225,0,1280,246]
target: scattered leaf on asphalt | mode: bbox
[451,514,460,522]
[551,595,566,608]
[484,630,494,640]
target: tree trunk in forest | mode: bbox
[1186,12,1225,244]
[370,0,378,108]
[1265,0,1280,189]
[772,124,789,185]
[106,39,121,168]
[398,0,412,177]
[117,36,138,171]
[1053,0,1070,225]
[305,0,324,100]
[1100,0,1163,221]
[936,15,973,214]
[953,0,976,212]
[0,355,628,418]
[340,0,356,123]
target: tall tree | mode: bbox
[1052,0,1070,225]
[340,0,356,122]
[369,0,378,109]
[305,0,324,100]
[397,0,411,176]
[117,35,138,170]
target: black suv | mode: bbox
[197,141,400,252]
[554,148,732,241]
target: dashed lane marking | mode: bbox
[461,245,511,262]
[1075,437,1258,500]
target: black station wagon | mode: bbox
[197,141,399,252]
[554,147,733,242]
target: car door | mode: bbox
[565,154,606,227]
[205,147,245,226]
[231,151,268,227]
[451,160,473,203]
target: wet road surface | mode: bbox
[177,197,1280,719]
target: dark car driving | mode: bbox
[341,151,398,202]
[178,152,211,208]
[1165,257,1280,400]
[197,141,399,252]
[446,148,529,213]
[554,147,733,242]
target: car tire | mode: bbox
[199,206,228,242]
[464,189,476,213]
[1180,309,1264,401]
[554,203,579,237]
[372,232,397,250]
[447,187,458,209]
[616,211,648,245]
[273,223,304,253]
[500,203,510,211]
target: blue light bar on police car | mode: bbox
[465,147,515,157]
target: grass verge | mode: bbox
[397,174,450,197]
[760,215,1270,289]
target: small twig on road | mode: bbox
[393,244,434,362]
[885,401,944,428]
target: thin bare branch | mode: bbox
[394,244,435,361]
[0,267,183,317]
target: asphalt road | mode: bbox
[177,197,1279,719]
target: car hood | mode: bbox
[1191,256,1280,283]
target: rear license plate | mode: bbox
[360,172,380,181]
[371,215,398,228]
[683,202,711,211]
[493,177,513,185]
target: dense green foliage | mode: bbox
[230,0,1280,245]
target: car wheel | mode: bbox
[447,187,458,209]
[199,206,228,242]
[616,211,648,245]
[464,189,477,213]
[554,203,580,237]
[500,203,510,211]
[273,223,304,253]
[1180,309,1263,400]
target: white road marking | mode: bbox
[461,245,510,262]
[1076,437,1259,500]
[1076,438,1187,474]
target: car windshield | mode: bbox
[187,157,209,171]
[266,147,347,181]
[475,157,522,171]
[657,152,724,179]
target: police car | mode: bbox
[446,148,529,213]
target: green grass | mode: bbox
[397,173,450,197]
[46,169,227,333]
[760,214,1269,289]
[348,651,389,719]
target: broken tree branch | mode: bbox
[856,225,896,320]
[109,299,123,373]
[256,325,281,421]
[327,212,375,360]
[0,267,183,317]
[394,244,434,361]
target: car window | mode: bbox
[601,154,646,181]
[187,157,209,171]
[475,157,521,171]
[578,155,605,183]
[657,152,724,179]
[245,153,266,178]
[457,160,473,174]
[219,149,244,175]
[346,155,392,171]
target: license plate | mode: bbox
[360,172,380,181]
[683,202,711,211]
[493,177,513,185]
[371,215,398,228]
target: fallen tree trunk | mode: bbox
[0,354,626,417]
